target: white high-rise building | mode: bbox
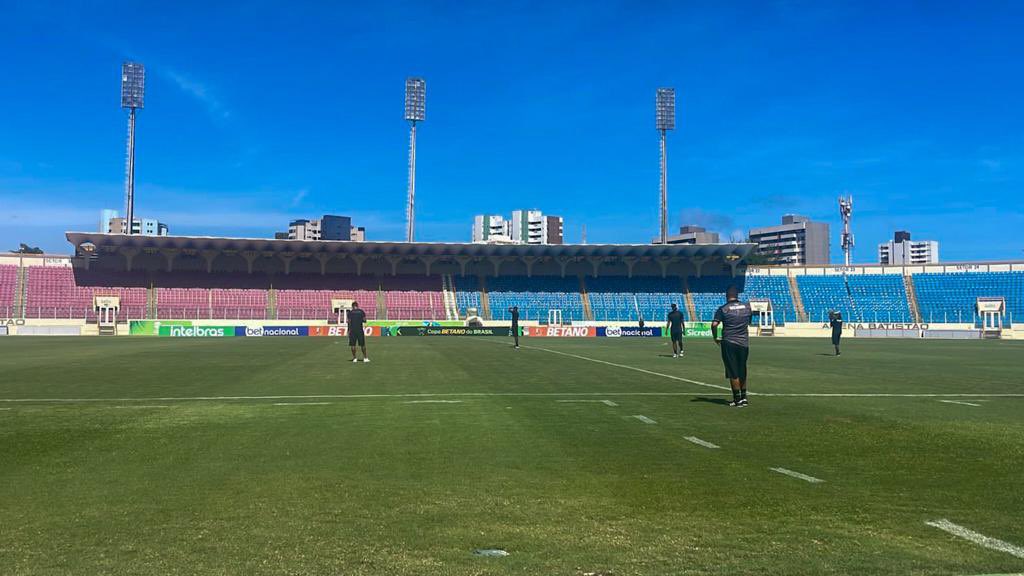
[879,231,939,265]
[472,215,512,243]
[510,210,563,245]
[472,211,564,245]
[100,210,169,236]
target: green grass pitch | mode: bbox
[1,336,1022,575]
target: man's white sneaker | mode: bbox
[352,358,359,363]
[362,358,371,363]
[672,354,678,358]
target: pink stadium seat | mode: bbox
[0,265,17,316]
[24,266,148,319]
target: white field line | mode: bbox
[770,467,825,483]
[633,415,657,424]
[112,405,170,409]
[938,400,982,407]
[403,400,463,404]
[523,345,731,391]
[1,391,1023,405]
[602,400,618,406]
[683,436,720,449]
[555,399,616,405]
[925,519,1024,559]
[272,402,332,406]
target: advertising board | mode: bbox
[239,326,309,337]
[158,325,236,337]
[525,326,596,337]
[308,326,382,337]
[395,326,514,337]
[598,326,663,337]
[129,320,192,336]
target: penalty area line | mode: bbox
[925,519,1024,559]
[521,344,730,392]
[938,400,982,407]
[683,436,720,449]
[770,467,825,483]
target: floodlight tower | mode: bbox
[655,88,676,244]
[404,77,426,243]
[839,195,854,265]
[121,61,145,235]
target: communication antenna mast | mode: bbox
[404,77,426,242]
[839,195,854,265]
[121,62,145,235]
[655,88,676,244]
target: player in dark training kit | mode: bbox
[509,306,520,349]
[666,303,686,358]
[711,287,753,407]
[829,311,844,356]
[347,302,369,363]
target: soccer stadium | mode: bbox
[3,5,1024,575]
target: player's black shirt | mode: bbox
[348,308,367,332]
[713,300,752,347]
[667,309,685,333]
[510,309,519,326]
[830,318,843,336]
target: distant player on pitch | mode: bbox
[829,311,844,356]
[509,305,520,349]
[666,303,686,358]
[712,286,752,407]
[348,302,369,363]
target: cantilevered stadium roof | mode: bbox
[66,232,755,260]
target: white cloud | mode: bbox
[163,70,231,120]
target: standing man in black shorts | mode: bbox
[509,306,520,349]
[666,303,686,358]
[829,311,844,356]
[712,286,752,407]
[347,302,369,363]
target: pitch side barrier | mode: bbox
[2,318,1015,339]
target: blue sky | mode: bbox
[2,0,1022,262]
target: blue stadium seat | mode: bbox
[797,274,912,323]
[796,275,855,323]
[686,275,794,323]
[453,276,482,317]
[913,272,1023,325]
[585,276,686,322]
[485,276,585,322]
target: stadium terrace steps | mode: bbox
[682,277,698,321]
[903,275,922,323]
[788,276,808,322]
[579,276,594,321]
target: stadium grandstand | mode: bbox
[0,232,1022,333]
